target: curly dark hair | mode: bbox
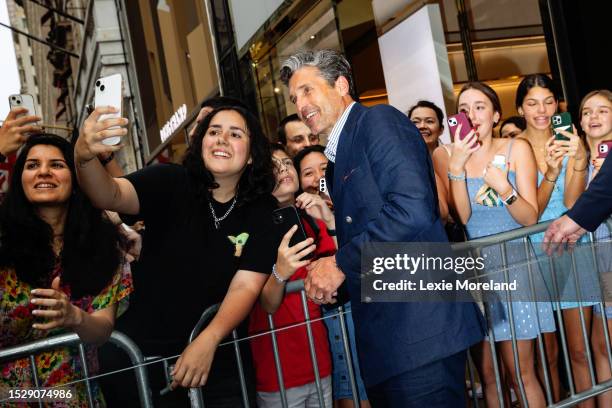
[183,106,275,207]
[0,134,123,298]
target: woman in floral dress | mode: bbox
[0,134,132,407]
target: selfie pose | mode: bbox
[75,104,280,406]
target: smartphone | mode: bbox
[598,141,612,159]
[448,112,476,147]
[272,206,313,259]
[8,94,37,119]
[94,73,123,146]
[319,177,328,194]
[552,112,572,141]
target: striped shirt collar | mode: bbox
[324,102,356,163]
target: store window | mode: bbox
[251,0,342,140]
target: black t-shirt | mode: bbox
[122,163,280,388]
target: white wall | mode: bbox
[377,4,453,143]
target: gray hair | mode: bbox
[280,49,357,101]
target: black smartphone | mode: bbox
[272,206,313,259]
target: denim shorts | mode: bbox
[323,302,368,401]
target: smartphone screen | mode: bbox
[94,74,123,146]
[272,206,313,259]
[552,112,572,141]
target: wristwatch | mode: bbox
[503,189,518,206]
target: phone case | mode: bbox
[598,141,612,159]
[448,112,476,146]
[552,112,572,141]
[8,94,37,119]
[272,206,312,259]
[319,177,328,194]
[94,74,123,146]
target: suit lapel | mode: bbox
[332,104,365,203]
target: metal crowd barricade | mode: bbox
[456,217,612,407]
[0,330,153,408]
[187,280,361,408]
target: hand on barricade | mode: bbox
[305,256,345,304]
[30,277,83,330]
[276,225,316,280]
[0,108,42,156]
[171,332,218,389]
[543,214,587,255]
[75,107,127,166]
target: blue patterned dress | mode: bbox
[533,157,599,309]
[464,141,556,341]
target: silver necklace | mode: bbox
[208,196,237,229]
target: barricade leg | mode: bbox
[267,314,289,408]
[300,291,325,407]
[337,305,360,408]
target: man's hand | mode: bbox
[305,256,345,304]
[543,214,587,255]
[0,108,41,156]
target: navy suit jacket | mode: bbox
[567,154,612,231]
[328,103,485,387]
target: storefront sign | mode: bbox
[160,104,187,143]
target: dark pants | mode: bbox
[366,351,467,408]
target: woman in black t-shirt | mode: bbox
[75,105,279,405]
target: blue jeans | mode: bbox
[366,351,467,407]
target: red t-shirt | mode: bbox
[249,217,336,392]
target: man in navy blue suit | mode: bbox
[544,152,612,248]
[280,49,484,407]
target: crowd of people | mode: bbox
[1,48,611,408]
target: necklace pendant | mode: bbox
[214,220,220,230]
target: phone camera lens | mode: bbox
[100,85,105,91]
[95,80,101,87]
[10,96,15,101]
[16,100,21,104]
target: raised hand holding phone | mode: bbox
[94,74,124,146]
[1,103,41,157]
[448,112,479,174]
[75,106,128,167]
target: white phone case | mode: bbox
[8,94,37,119]
[94,74,123,146]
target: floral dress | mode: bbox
[0,262,133,407]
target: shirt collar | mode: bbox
[324,102,356,163]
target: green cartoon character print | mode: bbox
[228,232,249,257]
